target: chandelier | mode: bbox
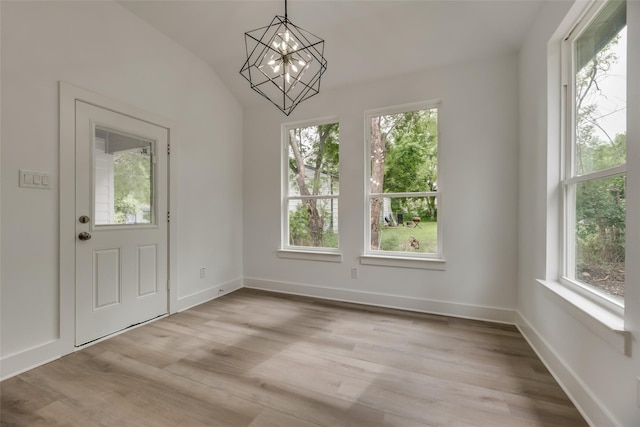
[240,0,327,116]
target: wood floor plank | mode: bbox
[248,408,322,427]
[1,288,587,426]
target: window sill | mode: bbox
[536,279,629,356]
[360,254,446,270]
[277,249,343,263]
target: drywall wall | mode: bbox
[243,53,519,322]
[0,1,243,378]
[517,1,640,425]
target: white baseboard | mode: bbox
[175,277,243,313]
[243,277,516,324]
[0,339,66,381]
[2,278,243,381]
[515,311,618,427]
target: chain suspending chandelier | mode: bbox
[240,0,327,116]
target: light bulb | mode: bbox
[273,64,280,73]
[292,64,298,73]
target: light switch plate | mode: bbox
[19,170,51,189]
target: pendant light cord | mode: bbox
[285,0,288,20]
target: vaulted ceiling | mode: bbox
[118,0,545,109]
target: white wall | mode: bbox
[518,1,640,426]
[0,1,243,378]
[243,54,520,322]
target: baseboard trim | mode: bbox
[0,339,66,381]
[515,311,619,427]
[1,278,244,381]
[175,278,243,313]
[243,277,516,324]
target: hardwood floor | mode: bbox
[1,288,587,427]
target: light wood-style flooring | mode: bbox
[1,288,587,426]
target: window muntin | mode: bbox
[564,0,626,305]
[366,104,440,258]
[283,121,339,250]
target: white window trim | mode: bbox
[561,0,626,312]
[280,116,342,261]
[277,249,343,263]
[537,279,629,355]
[541,0,630,355]
[361,100,445,269]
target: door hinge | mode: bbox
[167,143,171,156]
[167,211,170,222]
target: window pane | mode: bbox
[574,175,625,299]
[370,196,437,254]
[288,198,338,248]
[370,109,437,194]
[574,2,626,175]
[288,123,339,196]
[94,127,154,226]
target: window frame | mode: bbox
[280,116,342,260]
[560,0,626,315]
[362,100,445,268]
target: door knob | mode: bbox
[78,232,92,241]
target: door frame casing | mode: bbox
[59,81,178,352]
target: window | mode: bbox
[563,0,626,308]
[282,119,339,251]
[365,103,441,261]
[94,126,155,226]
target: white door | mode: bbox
[75,101,168,346]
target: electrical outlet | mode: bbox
[351,267,359,279]
[199,267,206,279]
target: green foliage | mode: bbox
[288,123,339,247]
[289,206,311,245]
[383,109,438,220]
[113,149,152,224]
[576,173,626,265]
[289,123,339,193]
[288,202,338,248]
[114,193,139,224]
[574,32,626,275]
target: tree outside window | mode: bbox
[284,121,339,249]
[565,0,626,302]
[367,105,440,256]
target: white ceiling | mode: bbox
[118,0,545,109]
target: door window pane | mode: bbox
[94,126,155,226]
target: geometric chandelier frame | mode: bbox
[240,0,327,116]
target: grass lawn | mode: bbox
[378,221,437,253]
